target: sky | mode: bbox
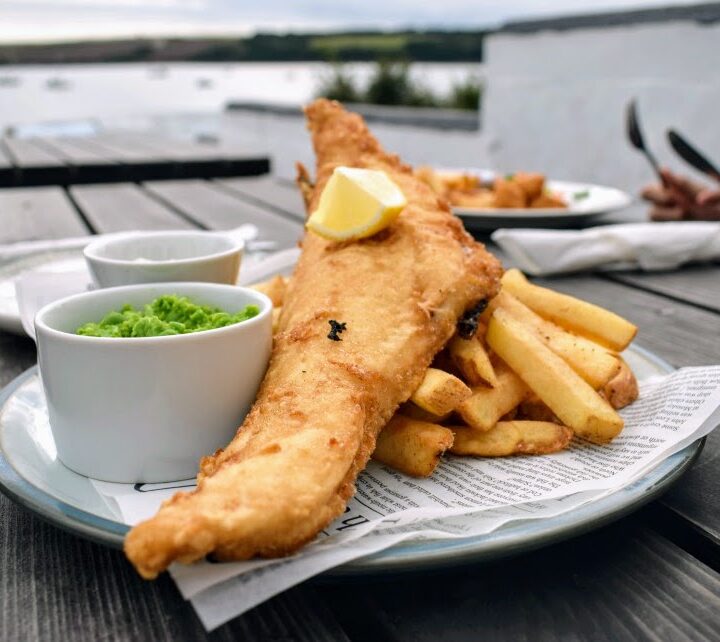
[0,0,706,43]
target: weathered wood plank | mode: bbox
[109,132,263,164]
[100,133,186,162]
[144,180,302,249]
[606,266,720,314]
[321,522,720,641]
[1,138,66,169]
[0,139,69,186]
[61,136,268,182]
[68,136,169,163]
[0,133,269,187]
[30,138,125,184]
[108,132,220,162]
[113,134,271,178]
[661,428,720,543]
[34,138,118,166]
[0,143,12,169]
[0,187,88,243]
[59,137,182,183]
[99,132,271,177]
[216,177,307,221]
[70,184,195,233]
[0,144,13,187]
[0,495,349,642]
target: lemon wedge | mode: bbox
[306,166,407,241]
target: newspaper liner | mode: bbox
[93,366,720,631]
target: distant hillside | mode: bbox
[2,2,716,66]
[0,31,486,65]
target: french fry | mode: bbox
[251,275,287,307]
[457,361,529,431]
[487,308,624,443]
[602,358,639,410]
[518,395,557,422]
[373,416,454,477]
[399,402,451,424]
[410,367,472,416]
[430,350,463,379]
[492,290,620,388]
[500,407,518,421]
[542,331,620,388]
[448,334,498,387]
[450,421,573,457]
[501,269,637,351]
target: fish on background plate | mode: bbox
[124,99,502,579]
[415,167,633,231]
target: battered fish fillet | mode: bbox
[124,99,502,579]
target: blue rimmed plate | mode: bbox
[0,345,704,575]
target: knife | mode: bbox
[667,129,720,182]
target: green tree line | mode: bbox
[317,62,482,111]
[0,30,486,65]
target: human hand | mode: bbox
[641,168,720,221]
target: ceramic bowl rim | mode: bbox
[83,230,244,267]
[34,282,272,345]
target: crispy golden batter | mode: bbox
[124,99,502,579]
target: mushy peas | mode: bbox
[76,294,259,338]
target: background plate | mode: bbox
[0,345,704,575]
[445,170,632,231]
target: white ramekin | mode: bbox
[34,282,272,483]
[84,230,243,288]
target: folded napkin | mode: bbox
[491,222,720,276]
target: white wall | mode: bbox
[483,21,720,194]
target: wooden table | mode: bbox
[1,178,719,641]
[0,135,270,188]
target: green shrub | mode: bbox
[447,76,482,111]
[315,61,480,111]
[316,66,361,103]
[364,62,405,105]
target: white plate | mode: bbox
[444,169,632,230]
[0,345,703,575]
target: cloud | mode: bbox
[11,0,205,6]
[0,0,705,43]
